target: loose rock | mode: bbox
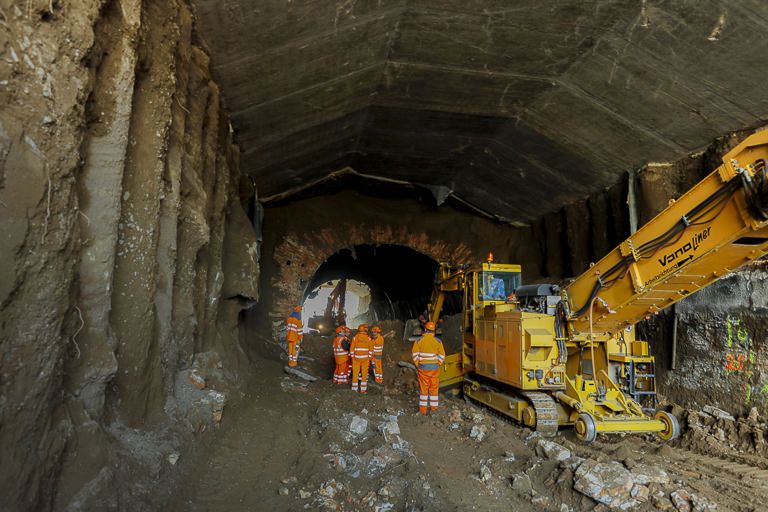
[670,490,691,512]
[573,460,636,509]
[469,425,487,441]
[536,439,571,462]
[349,416,368,435]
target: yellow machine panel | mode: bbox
[474,311,565,391]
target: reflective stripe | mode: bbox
[430,396,439,400]
[419,363,439,370]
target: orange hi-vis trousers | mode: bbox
[372,356,383,383]
[288,339,301,367]
[417,367,440,414]
[333,356,350,384]
[351,357,370,393]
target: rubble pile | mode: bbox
[677,405,768,457]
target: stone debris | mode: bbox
[573,460,636,509]
[378,415,400,437]
[349,416,368,435]
[298,489,312,499]
[536,439,571,462]
[504,450,516,462]
[208,390,226,425]
[278,487,289,496]
[449,407,462,423]
[701,406,734,422]
[630,484,650,503]
[283,366,318,382]
[469,424,488,441]
[690,493,717,511]
[479,460,493,483]
[631,464,670,486]
[748,407,760,422]
[511,473,533,493]
[167,452,179,465]
[281,476,297,485]
[188,370,205,390]
[318,479,342,499]
[531,493,550,507]
[670,489,691,511]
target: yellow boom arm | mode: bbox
[564,130,768,335]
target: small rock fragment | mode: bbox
[536,439,571,461]
[511,473,533,493]
[281,476,298,485]
[298,489,312,499]
[701,406,734,422]
[631,484,650,503]
[188,370,205,389]
[670,490,691,512]
[167,453,179,465]
[748,406,760,422]
[631,464,670,486]
[479,461,493,483]
[350,416,368,435]
[278,487,289,496]
[469,425,487,441]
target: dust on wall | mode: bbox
[0,1,259,510]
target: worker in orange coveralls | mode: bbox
[350,324,373,393]
[344,326,353,382]
[285,305,303,367]
[332,325,351,384]
[411,321,445,414]
[369,326,385,384]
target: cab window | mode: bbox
[479,271,521,301]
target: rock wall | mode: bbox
[0,1,258,510]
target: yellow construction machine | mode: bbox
[428,130,768,442]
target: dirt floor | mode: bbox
[165,327,768,512]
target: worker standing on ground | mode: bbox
[370,326,385,384]
[285,305,303,367]
[350,324,373,393]
[332,325,351,384]
[411,321,445,414]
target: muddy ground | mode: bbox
[161,325,768,512]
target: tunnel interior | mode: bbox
[5,1,768,511]
[304,244,442,324]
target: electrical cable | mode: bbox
[569,159,766,319]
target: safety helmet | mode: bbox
[425,321,436,332]
[292,305,302,312]
[335,325,346,334]
[358,324,368,332]
[371,326,382,334]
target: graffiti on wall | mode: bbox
[725,315,753,373]
[723,315,768,406]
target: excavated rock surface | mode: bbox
[0,1,258,510]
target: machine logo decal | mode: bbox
[657,227,711,267]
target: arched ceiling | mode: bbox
[191,0,768,223]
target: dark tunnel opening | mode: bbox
[303,244,462,328]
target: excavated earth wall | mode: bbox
[0,1,258,510]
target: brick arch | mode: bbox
[271,223,475,317]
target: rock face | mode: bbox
[0,1,258,510]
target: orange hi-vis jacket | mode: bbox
[286,316,303,343]
[333,335,350,362]
[350,332,373,361]
[371,335,384,360]
[411,333,445,370]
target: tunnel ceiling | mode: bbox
[191,0,768,223]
